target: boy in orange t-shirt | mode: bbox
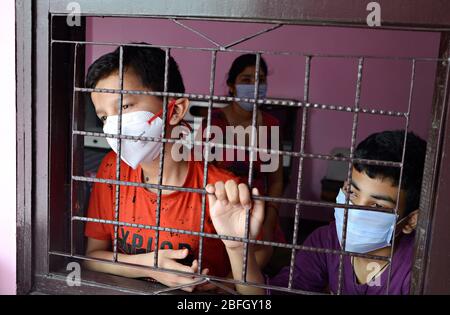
[83,44,255,292]
[85,150,238,278]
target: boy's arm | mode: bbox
[206,180,266,295]
[84,238,208,292]
[224,246,265,294]
[257,135,284,268]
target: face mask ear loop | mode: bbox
[394,213,411,239]
[340,187,353,205]
[180,120,193,132]
[147,99,177,126]
[148,99,193,133]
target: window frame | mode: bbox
[16,0,450,295]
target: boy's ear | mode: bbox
[169,98,190,125]
[402,209,419,234]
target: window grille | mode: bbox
[16,0,450,295]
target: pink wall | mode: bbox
[0,0,17,295]
[85,18,440,221]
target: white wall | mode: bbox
[0,0,17,295]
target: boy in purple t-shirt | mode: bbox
[206,130,426,295]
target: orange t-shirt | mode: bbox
[85,151,240,277]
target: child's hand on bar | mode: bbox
[143,249,209,292]
[206,180,265,249]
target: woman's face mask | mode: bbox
[234,84,267,112]
[334,189,408,253]
[102,100,178,169]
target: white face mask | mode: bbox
[103,110,163,169]
[334,189,401,254]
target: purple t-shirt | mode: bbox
[267,222,414,295]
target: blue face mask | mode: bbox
[235,84,267,111]
[334,189,401,253]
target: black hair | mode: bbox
[226,54,268,88]
[85,43,185,98]
[354,130,427,216]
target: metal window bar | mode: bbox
[241,52,261,282]
[171,19,222,48]
[197,50,218,274]
[73,129,404,172]
[288,55,312,289]
[222,24,283,50]
[337,57,364,295]
[71,174,397,215]
[52,38,448,63]
[112,46,125,263]
[48,250,327,295]
[71,85,410,117]
[57,17,440,295]
[67,216,391,261]
[153,48,171,268]
[385,59,416,294]
[171,19,283,50]
[70,42,79,256]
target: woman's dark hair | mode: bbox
[85,43,185,98]
[354,130,427,216]
[226,54,268,87]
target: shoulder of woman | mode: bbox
[210,108,227,121]
[261,111,279,126]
